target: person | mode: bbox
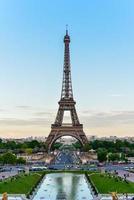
[2,193,8,200]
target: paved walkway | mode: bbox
[117,170,134,182]
[0,171,18,180]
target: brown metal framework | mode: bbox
[46,29,88,150]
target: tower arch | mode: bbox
[47,132,84,150]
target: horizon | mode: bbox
[1,135,134,140]
[0,1,134,138]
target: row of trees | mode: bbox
[0,138,133,159]
[97,148,127,162]
[91,140,134,162]
[73,139,134,151]
[73,139,134,155]
[0,152,26,165]
[72,141,91,151]
[90,139,134,154]
[72,139,134,162]
[0,140,46,154]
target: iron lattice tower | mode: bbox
[46,29,88,150]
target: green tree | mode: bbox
[97,148,107,162]
[26,140,41,149]
[2,152,17,164]
[51,142,62,150]
[83,143,90,152]
[108,153,120,162]
[0,155,3,164]
[25,148,33,155]
[72,141,82,149]
[16,157,26,164]
[120,153,126,161]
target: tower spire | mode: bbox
[66,24,68,35]
[61,27,73,99]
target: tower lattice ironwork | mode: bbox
[46,29,88,150]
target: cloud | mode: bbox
[0,110,134,127]
[0,110,133,137]
[0,118,50,126]
[16,105,32,110]
[16,106,56,118]
[0,108,6,112]
[81,110,134,127]
[108,94,124,97]
[0,110,133,128]
[34,111,54,117]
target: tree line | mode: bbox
[0,152,26,165]
[73,139,134,162]
[90,139,134,162]
[0,139,46,154]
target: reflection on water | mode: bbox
[32,173,93,200]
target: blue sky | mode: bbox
[0,0,134,138]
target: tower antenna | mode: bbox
[66,24,68,35]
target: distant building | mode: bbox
[127,157,134,163]
[88,135,98,141]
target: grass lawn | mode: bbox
[90,173,134,194]
[0,170,95,195]
[0,172,43,195]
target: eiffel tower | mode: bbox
[46,29,88,150]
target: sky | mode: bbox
[0,0,134,138]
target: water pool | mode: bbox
[32,173,93,200]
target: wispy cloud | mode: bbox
[108,94,125,97]
[81,110,134,127]
[34,111,54,117]
[0,109,5,112]
[0,118,50,126]
[16,105,33,110]
[0,110,133,128]
[0,109,133,137]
